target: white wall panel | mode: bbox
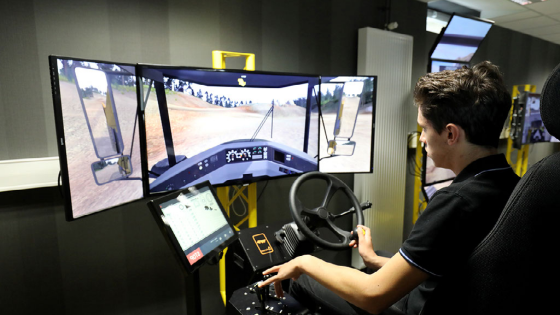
[353,28,413,268]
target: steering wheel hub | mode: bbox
[317,207,329,219]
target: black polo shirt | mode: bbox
[398,154,520,315]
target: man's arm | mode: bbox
[260,253,430,315]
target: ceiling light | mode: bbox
[509,0,547,6]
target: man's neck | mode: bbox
[449,145,498,175]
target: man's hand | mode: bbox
[258,255,308,298]
[349,225,383,270]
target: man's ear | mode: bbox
[445,123,461,145]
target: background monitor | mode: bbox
[430,14,493,62]
[430,60,468,73]
[138,65,320,194]
[49,56,144,220]
[511,92,552,149]
[318,76,376,173]
[147,181,237,274]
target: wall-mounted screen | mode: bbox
[138,65,320,194]
[318,76,376,173]
[49,56,144,220]
[511,92,553,149]
[430,60,467,73]
[430,14,493,62]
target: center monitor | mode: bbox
[137,65,320,194]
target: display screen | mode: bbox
[148,181,237,274]
[430,60,467,73]
[520,93,552,145]
[158,185,235,265]
[49,56,144,220]
[430,15,492,62]
[318,76,376,173]
[139,65,320,194]
[423,153,455,192]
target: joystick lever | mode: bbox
[254,281,269,311]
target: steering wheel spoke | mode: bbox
[321,181,339,208]
[325,218,351,243]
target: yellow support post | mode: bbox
[212,50,255,71]
[213,50,257,305]
[506,84,536,177]
[412,125,426,224]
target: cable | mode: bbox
[230,185,247,217]
[257,180,269,202]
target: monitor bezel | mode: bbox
[136,63,322,197]
[146,180,238,275]
[49,55,144,221]
[317,75,377,174]
[428,13,494,63]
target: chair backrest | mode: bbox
[421,63,560,315]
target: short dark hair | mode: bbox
[414,61,511,148]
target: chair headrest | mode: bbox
[541,63,560,139]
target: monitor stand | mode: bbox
[185,270,202,315]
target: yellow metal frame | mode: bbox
[212,50,255,71]
[506,84,536,177]
[212,50,258,305]
[412,125,427,224]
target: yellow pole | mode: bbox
[213,50,257,305]
[412,125,426,224]
[507,85,536,175]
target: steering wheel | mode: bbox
[289,171,364,250]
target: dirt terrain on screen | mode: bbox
[59,81,143,218]
[144,92,319,179]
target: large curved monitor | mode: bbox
[138,65,320,194]
[318,76,376,173]
[49,56,144,220]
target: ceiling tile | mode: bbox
[448,0,525,19]
[491,10,540,23]
[521,23,560,36]
[498,15,558,30]
[526,1,560,15]
[549,12,560,21]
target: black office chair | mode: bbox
[420,64,560,314]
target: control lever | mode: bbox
[254,281,269,311]
[330,201,372,220]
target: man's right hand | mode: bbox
[349,225,384,270]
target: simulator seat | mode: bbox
[419,63,560,314]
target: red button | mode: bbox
[186,248,203,265]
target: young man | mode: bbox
[259,61,520,315]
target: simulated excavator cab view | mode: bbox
[138,66,320,194]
